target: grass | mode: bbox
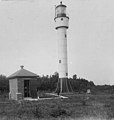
[0,93,114,120]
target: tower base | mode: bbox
[55,78,73,94]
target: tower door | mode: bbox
[24,80,30,97]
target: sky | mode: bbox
[0,0,114,85]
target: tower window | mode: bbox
[59,60,61,63]
[61,18,63,21]
[66,73,68,76]
[65,34,67,38]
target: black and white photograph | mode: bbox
[0,0,114,119]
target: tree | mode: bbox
[73,74,77,80]
[0,74,9,93]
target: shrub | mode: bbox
[50,105,68,118]
[81,100,86,106]
[109,96,114,100]
[32,105,43,118]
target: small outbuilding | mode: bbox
[8,66,38,100]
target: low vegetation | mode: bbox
[0,93,114,120]
[0,74,114,119]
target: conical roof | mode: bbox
[8,65,38,79]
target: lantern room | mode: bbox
[54,2,69,29]
[55,1,67,18]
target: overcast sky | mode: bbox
[0,0,114,85]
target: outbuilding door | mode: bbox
[24,80,30,97]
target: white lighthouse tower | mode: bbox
[54,2,72,93]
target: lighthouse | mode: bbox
[54,2,72,93]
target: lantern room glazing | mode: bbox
[55,2,67,18]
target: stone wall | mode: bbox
[9,78,18,100]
